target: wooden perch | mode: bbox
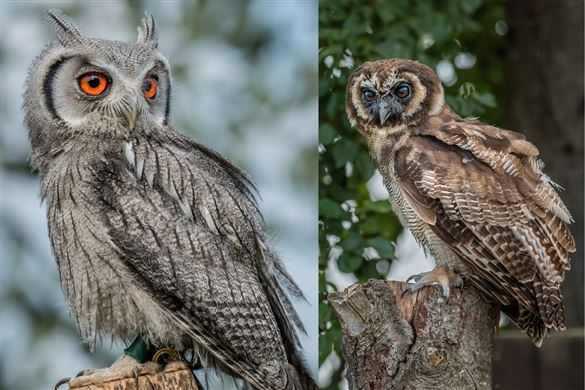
[66,361,198,390]
[328,280,498,390]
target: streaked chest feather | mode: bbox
[373,134,462,270]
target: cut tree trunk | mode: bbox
[328,280,498,390]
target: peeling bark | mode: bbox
[328,280,498,389]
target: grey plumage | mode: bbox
[24,10,315,389]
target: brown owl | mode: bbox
[345,58,575,346]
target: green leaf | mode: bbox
[328,187,358,203]
[360,216,380,235]
[354,153,376,179]
[459,82,476,99]
[461,0,483,14]
[361,200,391,213]
[337,253,363,273]
[356,261,381,283]
[319,301,332,323]
[319,123,337,145]
[473,91,497,108]
[366,237,395,258]
[330,139,358,168]
[340,231,362,252]
[318,333,333,365]
[378,215,401,241]
[319,198,345,219]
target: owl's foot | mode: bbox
[63,355,161,389]
[405,266,463,300]
[152,347,180,364]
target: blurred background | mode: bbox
[318,0,583,389]
[0,1,317,389]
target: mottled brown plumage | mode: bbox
[346,59,575,346]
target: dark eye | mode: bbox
[362,89,375,103]
[394,83,411,99]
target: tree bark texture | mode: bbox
[328,280,498,390]
[505,0,584,327]
[68,361,198,390]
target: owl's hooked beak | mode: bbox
[126,105,139,130]
[378,102,391,125]
[378,98,402,125]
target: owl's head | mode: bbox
[346,59,444,135]
[25,10,171,164]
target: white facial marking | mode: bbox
[428,81,445,116]
[402,72,427,117]
[351,74,371,121]
[376,123,407,137]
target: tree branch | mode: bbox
[328,280,498,389]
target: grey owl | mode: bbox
[24,10,315,389]
[346,59,575,346]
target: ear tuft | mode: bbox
[46,9,84,47]
[137,12,158,49]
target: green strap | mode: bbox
[124,336,157,363]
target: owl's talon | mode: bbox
[152,347,180,364]
[53,377,71,390]
[405,266,463,301]
[140,361,163,375]
[405,273,423,284]
[67,355,143,387]
[76,369,94,377]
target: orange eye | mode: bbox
[143,76,157,99]
[78,72,109,96]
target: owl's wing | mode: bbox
[102,129,309,389]
[392,118,574,342]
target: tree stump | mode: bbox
[328,280,498,389]
[66,361,198,390]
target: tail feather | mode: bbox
[504,305,548,347]
[503,277,566,347]
[272,254,308,301]
[285,362,318,390]
[537,282,566,330]
[255,237,317,389]
[517,308,548,347]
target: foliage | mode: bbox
[318,0,506,387]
